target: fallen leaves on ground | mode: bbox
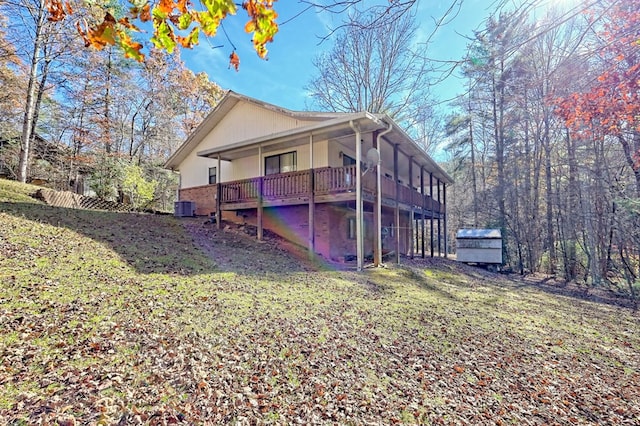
[0,184,639,424]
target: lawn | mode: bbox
[1,179,638,425]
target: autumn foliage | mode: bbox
[45,0,279,68]
[553,0,640,160]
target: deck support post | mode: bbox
[257,145,263,241]
[216,154,222,230]
[394,144,400,265]
[350,121,363,272]
[308,134,315,259]
[421,167,425,258]
[373,123,392,267]
[372,130,380,267]
[416,218,419,258]
[437,178,441,257]
[409,157,414,259]
[430,172,434,257]
[443,183,448,258]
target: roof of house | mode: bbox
[165,90,453,184]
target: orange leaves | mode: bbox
[242,0,279,58]
[75,13,144,61]
[552,1,640,144]
[77,12,118,49]
[46,0,72,22]
[130,3,152,22]
[157,0,176,16]
[229,51,240,71]
[176,0,190,14]
[176,27,200,48]
[118,31,144,61]
[49,0,278,67]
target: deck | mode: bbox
[182,165,442,215]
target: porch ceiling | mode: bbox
[377,124,454,186]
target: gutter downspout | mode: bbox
[349,120,363,271]
[375,122,393,266]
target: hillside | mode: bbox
[0,179,638,425]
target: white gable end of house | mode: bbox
[172,94,324,188]
[200,100,320,152]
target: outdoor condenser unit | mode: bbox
[174,201,196,217]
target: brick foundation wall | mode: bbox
[179,185,217,216]
[238,205,311,252]
[234,204,356,261]
[314,204,331,259]
[327,205,360,260]
[178,184,421,261]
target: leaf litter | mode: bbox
[0,195,639,424]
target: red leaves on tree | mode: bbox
[553,0,640,145]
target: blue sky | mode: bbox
[181,0,491,111]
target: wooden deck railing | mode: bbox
[314,166,356,194]
[221,177,259,202]
[218,165,441,212]
[264,170,310,198]
[380,176,396,199]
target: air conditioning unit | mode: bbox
[174,201,196,217]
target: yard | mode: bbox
[0,179,638,425]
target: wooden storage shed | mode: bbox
[456,229,502,267]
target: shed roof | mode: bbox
[456,229,502,239]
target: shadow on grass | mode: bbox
[401,266,459,301]
[512,277,638,311]
[1,201,339,277]
[406,255,639,310]
[1,201,216,276]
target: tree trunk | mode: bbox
[492,61,508,265]
[543,116,556,274]
[564,128,579,281]
[17,0,46,183]
[468,98,479,227]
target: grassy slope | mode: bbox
[0,178,638,425]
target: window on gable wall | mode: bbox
[265,151,297,175]
[208,167,217,185]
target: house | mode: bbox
[165,91,453,269]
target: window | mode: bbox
[347,217,356,240]
[342,154,356,186]
[208,167,217,185]
[343,154,356,166]
[265,151,297,175]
